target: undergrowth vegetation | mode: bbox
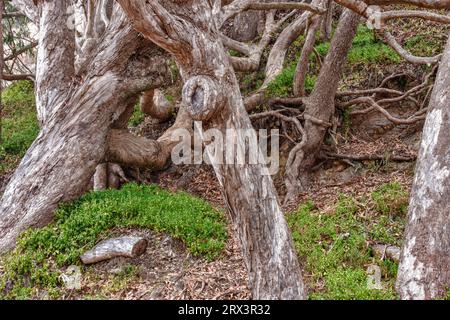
[0,184,227,299]
[0,81,38,175]
[267,26,401,98]
[287,182,409,300]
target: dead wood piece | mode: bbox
[372,244,401,262]
[80,236,148,265]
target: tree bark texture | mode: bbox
[396,37,450,300]
[118,0,306,300]
[0,7,170,253]
[285,9,360,199]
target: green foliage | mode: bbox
[314,42,331,57]
[0,184,227,299]
[228,49,240,57]
[348,26,400,65]
[2,80,35,106]
[128,102,146,127]
[288,197,398,300]
[0,81,39,173]
[313,26,400,65]
[266,26,400,99]
[404,35,444,58]
[369,215,405,246]
[266,64,316,97]
[371,182,409,216]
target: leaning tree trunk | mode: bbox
[227,10,265,42]
[0,8,171,253]
[285,9,360,199]
[118,0,306,299]
[396,36,450,300]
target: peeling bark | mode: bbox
[35,0,75,125]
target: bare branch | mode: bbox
[324,152,417,162]
[381,10,450,24]
[345,96,427,124]
[248,2,327,14]
[363,0,450,10]
[382,31,442,65]
[221,0,325,24]
[4,41,37,61]
[2,73,34,81]
[293,16,321,96]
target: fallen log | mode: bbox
[80,236,148,265]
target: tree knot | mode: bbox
[182,75,225,121]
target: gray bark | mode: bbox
[35,0,75,125]
[0,8,170,253]
[118,0,306,300]
[285,9,360,199]
[396,37,450,300]
[228,10,265,42]
[0,0,3,144]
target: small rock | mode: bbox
[60,265,82,290]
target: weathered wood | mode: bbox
[372,244,401,262]
[0,8,170,253]
[35,0,75,125]
[140,89,174,121]
[80,236,148,264]
[118,0,306,300]
[396,36,450,300]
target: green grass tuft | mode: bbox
[0,81,39,174]
[0,183,227,299]
[348,26,401,65]
[371,182,409,216]
[313,26,401,65]
[128,102,146,127]
[266,63,316,97]
[288,197,399,300]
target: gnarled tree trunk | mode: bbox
[285,9,360,200]
[396,36,450,300]
[118,0,306,299]
[0,7,171,253]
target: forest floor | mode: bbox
[0,102,419,299]
[1,16,448,300]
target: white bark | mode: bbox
[118,0,306,299]
[0,9,170,253]
[396,37,450,300]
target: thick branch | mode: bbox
[293,16,321,96]
[35,0,76,124]
[382,31,442,65]
[107,106,192,170]
[248,2,326,14]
